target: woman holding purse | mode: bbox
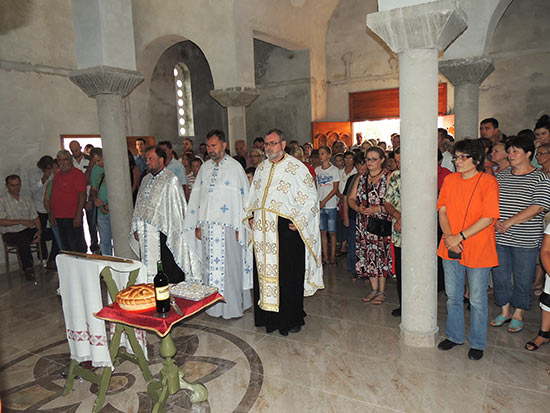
[437,139,500,361]
[348,147,392,305]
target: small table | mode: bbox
[57,254,151,412]
[95,292,224,413]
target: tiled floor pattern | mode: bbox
[0,260,549,412]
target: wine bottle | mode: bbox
[154,260,171,316]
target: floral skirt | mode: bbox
[355,218,393,279]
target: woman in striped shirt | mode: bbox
[491,136,550,333]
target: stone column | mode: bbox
[70,66,144,259]
[210,87,259,152]
[367,0,467,347]
[439,57,494,140]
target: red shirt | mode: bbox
[438,165,452,191]
[50,167,87,218]
[303,162,316,182]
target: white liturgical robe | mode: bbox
[183,155,253,318]
[130,168,200,282]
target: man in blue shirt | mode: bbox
[158,140,189,199]
[134,138,147,174]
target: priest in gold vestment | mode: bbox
[244,129,324,336]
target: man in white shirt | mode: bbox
[28,155,58,267]
[0,175,41,278]
[438,128,455,172]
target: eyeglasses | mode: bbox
[265,141,281,148]
[536,152,550,156]
[366,157,381,162]
[452,155,472,161]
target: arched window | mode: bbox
[173,63,194,137]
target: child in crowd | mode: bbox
[245,167,256,186]
[186,157,203,191]
[315,146,340,266]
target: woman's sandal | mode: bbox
[525,330,550,351]
[362,291,379,303]
[372,292,386,305]
[507,319,524,333]
[490,315,512,327]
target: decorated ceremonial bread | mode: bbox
[116,283,156,311]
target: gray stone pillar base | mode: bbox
[439,57,495,140]
[70,66,144,259]
[69,65,144,97]
[401,324,439,348]
[210,87,259,151]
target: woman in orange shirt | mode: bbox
[436,139,500,361]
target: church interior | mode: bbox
[1,0,549,411]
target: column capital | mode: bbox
[366,0,467,54]
[69,65,144,98]
[210,87,259,108]
[439,56,494,86]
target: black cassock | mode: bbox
[253,217,306,334]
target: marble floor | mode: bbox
[0,259,549,412]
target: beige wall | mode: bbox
[325,0,549,133]
[480,0,550,133]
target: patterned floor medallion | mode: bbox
[0,324,263,412]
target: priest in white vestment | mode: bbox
[130,146,200,283]
[183,130,253,319]
[244,129,324,335]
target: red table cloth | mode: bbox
[95,293,224,337]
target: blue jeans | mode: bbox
[319,208,337,233]
[492,244,539,310]
[51,225,63,250]
[442,259,491,350]
[346,216,356,275]
[96,214,113,256]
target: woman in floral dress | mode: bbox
[348,146,393,305]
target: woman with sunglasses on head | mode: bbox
[437,139,500,361]
[491,136,550,334]
[348,147,392,305]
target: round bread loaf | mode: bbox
[116,283,156,311]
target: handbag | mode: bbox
[365,174,392,237]
[447,173,483,260]
[367,216,392,236]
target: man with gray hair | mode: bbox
[49,149,87,252]
[0,174,41,279]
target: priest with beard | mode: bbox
[244,129,324,336]
[183,130,253,319]
[130,146,200,283]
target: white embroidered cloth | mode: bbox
[57,254,149,369]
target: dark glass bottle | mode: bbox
[154,260,170,316]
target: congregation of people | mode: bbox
[2,114,550,355]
